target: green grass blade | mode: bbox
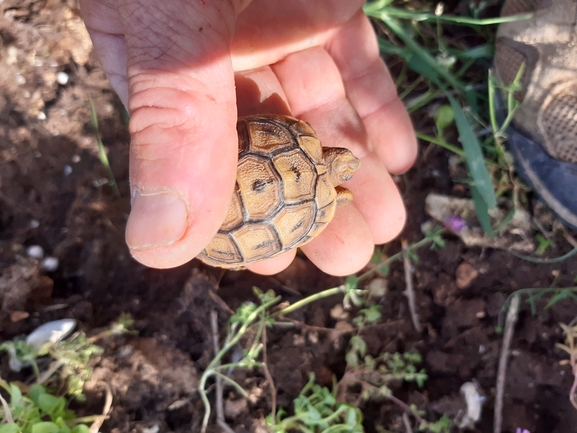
[470,185,494,236]
[378,15,466,92]
[448,95,497,209]
[365,5,533,26]
[415,133,465,157]
[87,96,120,196]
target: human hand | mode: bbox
[79,0,417,276]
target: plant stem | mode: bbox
[272,287,346,318]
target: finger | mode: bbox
[231,0,365,71]
[272,47,406,239]
[246,250,297,275]
[235,67,291,117]
[303,204,374,276]
[79,0,129,104]
[326,11,417,174]
[273,47,400,274]
[109,0,242,268]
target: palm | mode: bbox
[80,0,417,275]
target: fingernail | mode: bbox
[126,190,188,250]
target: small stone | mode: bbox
[26,245,44,259]
[29,219,40,228]
[330,304,348,320]
[10,311,30,322]
[456,262,479,289]
[42,256,59,271]
[37,111,46,120]
[334,321,354,333]
[71,154,81,163]
[368,278,388,298]
[56,71,69,85]
[224,398,247,420]
[26,319,76,352]
[63,165,73,176]
[165,399,193,428]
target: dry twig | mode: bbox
[402,239,422,333]
[402,412,413,433]
[260,322,276,420]
[89,381,112,433]
[556,319,577,410]
[494,295,520,433]
[210,311,235,433]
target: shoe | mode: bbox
[495,0,577,230]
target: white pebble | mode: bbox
[15,73,26,85]
[63,165,73,176]
[56,71,69,85]
[71,154,81,163]
[92,177,109,187]
[26,245,44,259]
[26,319,76,352]
[37,111,46,120]
[42,256,59,271]
[29,219,40,229]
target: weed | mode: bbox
[364,0,533,233]
[497,287,577,332]
[46,333,104,398]
[0,315,133,432]
[268,374,364,433]
[556,321,577,410]
[0,379,96,433]
[87,95,119,196]
[199,232,452,432]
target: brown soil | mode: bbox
[1,1,577,433]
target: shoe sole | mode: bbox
[505,120,577,231]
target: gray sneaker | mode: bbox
[495,0,577,230]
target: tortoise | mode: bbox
[197,114,360,269]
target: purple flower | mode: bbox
[444,216,467,233]
[516,429,530,433]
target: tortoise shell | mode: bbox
[197,114,360,269]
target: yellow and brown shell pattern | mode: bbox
[197,114,347,269]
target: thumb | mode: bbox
[118,0,241,268]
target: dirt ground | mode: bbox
[2,1,577,432]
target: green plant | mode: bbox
[0,340,41,377]
[267,374,363,433]
[556,321,577,410]
[198,230,455,432]
[0,380,95,433]
[199,290,280,433]
[340,337,427,400]
[364,0,534,233]
[497,287,577,332]
[47,333,104,398]
[87,95,119,195]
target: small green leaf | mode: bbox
[345,407,361,426]
[31,422,60,433]
[37,394,64,416]
[448,95,497,210]
[434,104,454,131]
[9,384,22,408]
[344,275,358,291]
[0,424,20,433]
[29,385,46,407]
[471,185,494,237]
[71,426,90,433]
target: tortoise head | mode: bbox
[324,147,360,186]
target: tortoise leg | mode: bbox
[335,186,353,205]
